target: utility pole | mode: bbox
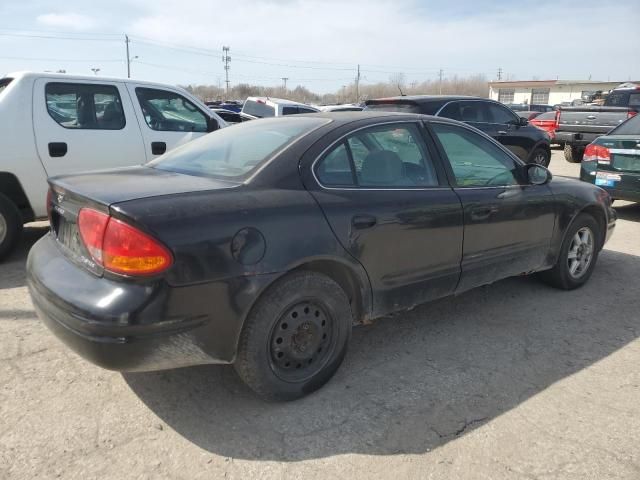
[497,67,503,81]
[281,77,288,91]
[438,68,444,94]
[355,64,360,103]
[125,34,131,78]
[222,46,231,96]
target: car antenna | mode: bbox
[397,85,405,96]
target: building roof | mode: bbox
[488,79,638,88]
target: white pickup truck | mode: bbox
[0,71,226,259]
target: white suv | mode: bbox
[241,97,319,117]
[0,71,226,259]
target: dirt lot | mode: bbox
[1,149,639,479]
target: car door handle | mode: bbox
[470,206,499,220]
[48,142,67,157]
[352,215,377,229]
[151,142,167,155]
[497,130,508,135]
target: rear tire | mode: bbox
[537,213,600,290]
[564,144,584,163]
[0,193,23,261]
[234,271,353,401]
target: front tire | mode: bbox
[529,147,550,167]
[564,144,584,163]
[0,193,23,261]
[234,271,353,401]
[538,213,600,290]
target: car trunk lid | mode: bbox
[48,167,239,274]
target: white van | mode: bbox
[0,71,226,259]
[241,97,319,118]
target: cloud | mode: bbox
[36,12,98,31]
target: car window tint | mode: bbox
[458,101,490,123]
[439,102,462,120]
[487,103,518,124]
[152,117,329,179]
[243,100,275,117]
[316,143,355,186]
[282,106,298,115]
[612,114,640,135]
[350,124,438,187]
[45,82,125,130]
[432,123,519,187]
[297,107,318,114]
[136,88,207,132]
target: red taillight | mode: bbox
[628,110,638,119]
[554,109,561,127]
[77,208,172,276]
[583,143,611,164]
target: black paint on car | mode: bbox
[27,112,615,401]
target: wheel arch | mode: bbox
[0,172,35,223]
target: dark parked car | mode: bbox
[365,96,552,166]
[580,112,640,202]
[28,112,615,401]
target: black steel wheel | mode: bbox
[234,271,352,401]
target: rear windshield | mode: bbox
[243,100,275,118]
[606,91,640,108]
[151,117,329,179]
[611,114,640,135]
[507,104,528,111]
[365,101,425,114]
[0,78,12,97]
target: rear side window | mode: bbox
[45,82,125,130]
[136,88,208,132]
[243,100,275,118]
[316,123,439,188]
[487,103,518,124]
[606,91,640,108]
[458,101,491,123]
[282,106,298,115]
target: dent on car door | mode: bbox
[302,121,464,316]
[429,121,555,292]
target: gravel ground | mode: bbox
[1,149,639,479]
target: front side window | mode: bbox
[487,103,518,124]
[152,117,328,179]
[432,123,520,187]
[136,88,207,132]
[316,123,439,188]
[45,82,125,130]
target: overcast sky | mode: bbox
[1,0,639,94]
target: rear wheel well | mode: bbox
[292,260,367,324]
[0,173,34,223]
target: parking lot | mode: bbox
[1,149,639,479]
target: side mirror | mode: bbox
[526,163,552,185]
[207,117,219,132]
[518,116,529,127]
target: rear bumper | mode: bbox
[555,131,602,146]
[27,234,278,372]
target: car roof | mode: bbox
[4,71,194,92]
[292,110,461,126]
[366,95,484,104]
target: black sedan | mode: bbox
[27,112,616,401]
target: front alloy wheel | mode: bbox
[566,227,594,280]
